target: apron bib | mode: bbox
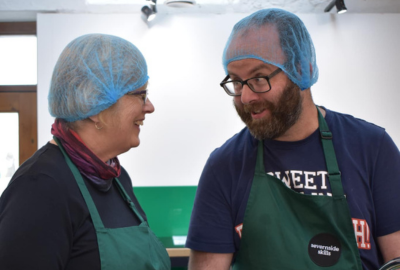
[233,108,363,269]
[55,137,171,270]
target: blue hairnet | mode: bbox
[48,34,149,122]
[223,8,318,90]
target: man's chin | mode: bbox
[247,124,278,140]
[244,111,295,140]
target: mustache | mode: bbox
[242,100,300,117]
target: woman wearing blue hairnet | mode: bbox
[0,34,171,270]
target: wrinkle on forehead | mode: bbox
[225,24,286,67]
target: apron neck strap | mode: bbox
[317,107,344,198]
[255,107,345,198]
[54,136,106,229]
[114,178,145,223]
[54,136,146,226]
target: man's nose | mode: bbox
[240,84,259,104]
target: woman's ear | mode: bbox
[88,114,105,130]
[88,114,100,123]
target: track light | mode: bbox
[324,0,347,14]
[335,0,347,14]
[141,0,157,22]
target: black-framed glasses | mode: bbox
[220,68,282,96]
[126,89,148,104]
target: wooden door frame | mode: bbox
[0,22,36,35]
[0,22,37,165]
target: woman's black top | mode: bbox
[0,143,147,270]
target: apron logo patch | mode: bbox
[308,233,342,267]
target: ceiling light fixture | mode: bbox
[142,0,157,22]
[324,0,347,14]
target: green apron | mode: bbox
[232,108,363,269]
[55,137,171,270]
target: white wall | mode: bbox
[37,13,400,187]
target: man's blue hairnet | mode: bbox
[223,8,318,90]
[48,34,149,122]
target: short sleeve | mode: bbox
[372,132,400,236]
[186,156,236,253]
[0,174,73,270]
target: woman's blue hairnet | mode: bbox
[223,8,318,90]
[48,34,149,122]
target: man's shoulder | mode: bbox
[208,127,256,162]
[326,108,385,137]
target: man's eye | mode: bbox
[253,78,268,84]
[232,81,241,87]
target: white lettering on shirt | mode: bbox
[266,170,331,195]
[304,171,317,190]
[317,171,328,189]
[291,170,303,188]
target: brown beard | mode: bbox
[234,80,303,140]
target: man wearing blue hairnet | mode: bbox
[186,8,400,270]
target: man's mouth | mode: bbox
[135,120,143,126]
[251,109,269,119]
[252,109,265,114]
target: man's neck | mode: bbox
[274,90,324,142]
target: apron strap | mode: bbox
[317,107,345,198]
[54,136,146,225]
[54,136,106,230]
[255,139,266,176]
[114,178,145,223]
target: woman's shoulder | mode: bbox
[0,142,88,230]
[0,144,90,270]
[6,142,75,194]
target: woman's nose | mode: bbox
[144,98,155,114]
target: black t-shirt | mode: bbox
[0,143,147,270]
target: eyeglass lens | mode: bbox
[126,90,148,104]
[224,77,270,95]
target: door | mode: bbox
[0,87,37,193]
[0,22,37,193]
